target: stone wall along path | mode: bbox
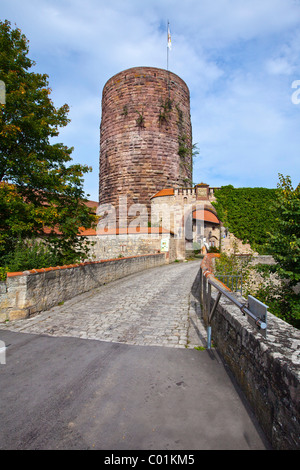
[2,260,206,349]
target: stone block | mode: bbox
[9,309,29,321]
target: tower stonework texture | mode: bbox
[99,67,192,221]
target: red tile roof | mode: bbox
[193,209,219,224]
[151,188,175,198]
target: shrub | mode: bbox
[1,239,60,273]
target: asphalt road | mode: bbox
[0,261,271,450]
[0,329,270,450]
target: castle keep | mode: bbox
[93,66,222,261]
[99,66,193,221]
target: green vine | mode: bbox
[121,105,128,117]
[135,110,145,128]
[158,98,173,124]
[175,104,197,186]
[178,134,190,159]
[176,104,183,126]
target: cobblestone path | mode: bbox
[3,260,207,349]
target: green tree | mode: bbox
[266,174,300,285]
[254,174,300,328]
[0,20,96,266]
[242,175,299,328]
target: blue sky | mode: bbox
[1,0,300,201]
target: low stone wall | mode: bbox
[0,253,166,322]
[200,254,300,450]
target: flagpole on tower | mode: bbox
[167,21,171,71]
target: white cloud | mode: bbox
[266,58,295,76]
[1,0,300,199]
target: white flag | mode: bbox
[167,24,171,50]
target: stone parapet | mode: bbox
[200,253,300,450]
[0,254,166,322]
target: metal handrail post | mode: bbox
[206,282,211,323]
[199,259,267,350]
[199,268,203,305]
[202,273,207,320]
[207,277,267,331]
[207,291,222,349]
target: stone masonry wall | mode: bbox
[99,67,192,220]
[200,254,300,450]
[0,253,166,322]
[84,234,165,261]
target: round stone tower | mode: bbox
[99,66,192,222]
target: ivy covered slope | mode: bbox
[212,178,300,328]
[212,185,277,253]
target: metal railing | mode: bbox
[199,267,267,349]
[214,273,243,295]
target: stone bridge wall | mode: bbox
[200,254,300,450]
[0,253,166,322]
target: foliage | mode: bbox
[213,175,299,328]
[214,243,253,290]
[212,185,277,253]
[158,98,173,124]
[0,266,8,281]
[207,246,220,253]
[0,20,96,266]
[1,239,60,273]
[135,110,145,128]
[247,267,300,329]
[265,174,300,286]
[121,105,128,117]
[253,174,300,328]
[175,103,196,186]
